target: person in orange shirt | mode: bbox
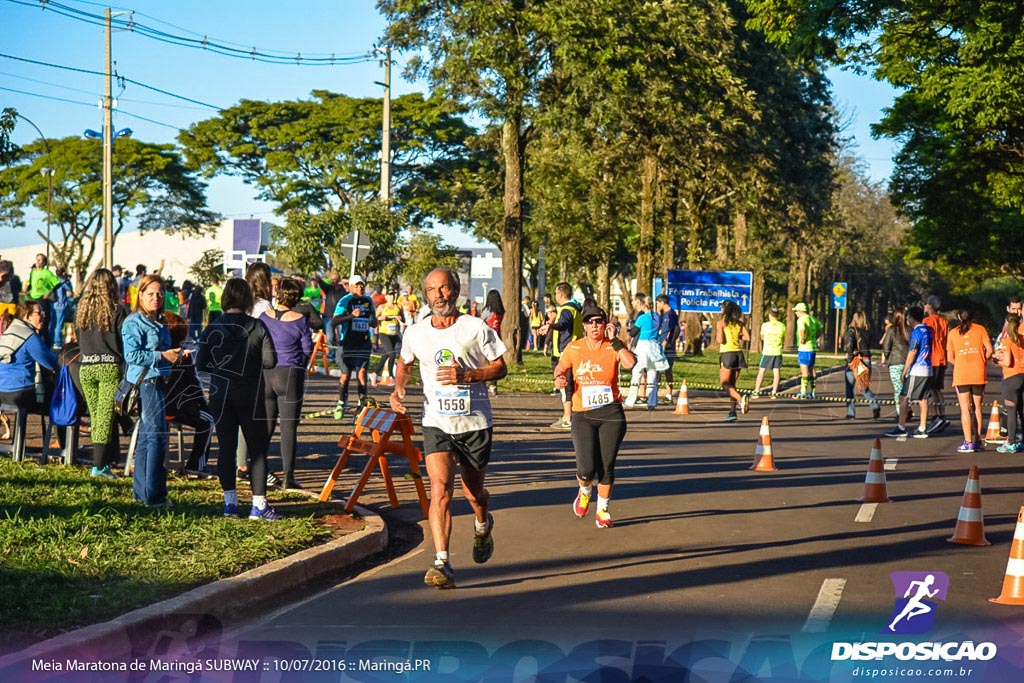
[947,308,993,453]
[554,304,636,529]
[996,313,1024,452]
[923,296,950,433]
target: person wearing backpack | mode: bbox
[843,310,882,419]
[75,268,130,478]
[0,300,58,411]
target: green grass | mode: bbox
[0,460,357,651]
[499,349,837,392]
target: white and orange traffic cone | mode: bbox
[750,416,777,472]
[991,506,1024,605]
[984,402,1003,443]
[948,465,990,546]
[857,438,890,503]
[674,380,690,415]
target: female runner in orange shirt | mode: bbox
[947,309,993,453]
[554,304,636,528]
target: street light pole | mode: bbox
[13,113,53,260]
[102,6,114,269]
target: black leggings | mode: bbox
[1003,374,1024,443]
[212,398,269,495]
[571,403,627,486]
[264,366,306,478]
[374,334,401,375]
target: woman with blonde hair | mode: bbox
[122,274,180,506]
[843,309,882,419]
[75,268,130,478]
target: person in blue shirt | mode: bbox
[0,300,59,410]
[655,295,680,403]
[886,306,933,439]
[48,267,75,349]
[122,274,180,508]
[624,293,668,409]
[330,275,378,420]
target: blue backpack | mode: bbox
[49,358,79,427]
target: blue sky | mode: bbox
[1,0,897,249]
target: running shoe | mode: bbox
[794,392,807,400]
[90,465,117,479]
[595,508,613,529]
[333,401,346,421]
[573,489,591,518]
[266,472,281,488]
[248,505,282,521]
[956,441,975,454]
[769,392,778,400]
[472,513,494,564]
[872,405,881,420]
[924,417,943,435]
[424,559,456,589]
[223,503,239,517]
[740,395,749,415]
[912,428,929,439]
[973,441,986,452]
[723,412,738,422]
[549,419,572,430]
[884,426,907,438]
[996,442,1019,454]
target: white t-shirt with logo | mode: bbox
[400,314,507,433]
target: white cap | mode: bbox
[349,275,366,285]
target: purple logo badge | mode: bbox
[884,571,949,634]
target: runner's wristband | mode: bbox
[611,338,625,352]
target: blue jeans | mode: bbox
[845,363,879,414]
[133,378,168,505]
[324,318,337,361]
[49,304,68,346]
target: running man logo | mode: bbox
[884,571,949,635]
[434,349,455,366]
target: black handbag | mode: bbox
[114,374,145,417]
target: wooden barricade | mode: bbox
[308,330,330,375]
[319,406,430,519]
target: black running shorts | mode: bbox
[423,426,493,471]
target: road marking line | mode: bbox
[855,503,878,523]
[885,458,898,471]
[802,578,847,633]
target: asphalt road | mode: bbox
[153,368,1024,681]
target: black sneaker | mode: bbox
[724,412,738,423]
[424,559,456,589]
[925,418,943,435]
[472,513,494,564]
[885,426,907,438]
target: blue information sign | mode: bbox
[831,281,848,310]
[665,270,753,314]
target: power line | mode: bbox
[0,84,97,108]
[0,52,223,110]
[0,69,100,98]
[118,109,180,130]
[5,0,377,66]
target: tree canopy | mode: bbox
[0,135,218,284]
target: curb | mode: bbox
[0,506,388,671]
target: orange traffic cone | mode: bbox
[947,466,990,546]
[750,416,777,472]
[991,506,1024,605]
[674,380,690,415]
[984,402,1002,443]
[857,438,890,503]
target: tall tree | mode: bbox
[178,91,482,226]
[542,0,754,293]
[379,0,549,363]
[0,136,217,284]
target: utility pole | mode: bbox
[102,7,114,269]
[379,45,392,206]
